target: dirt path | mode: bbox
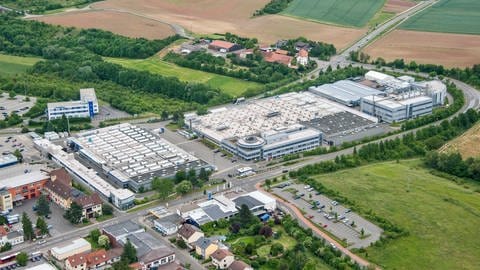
[255,182,378,269]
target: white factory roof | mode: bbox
[365,70,394,82]
[80,88,97,102]
[27,263,57,270]
[0,154,18,166]
[189,92,376,143]
[246,191,276,205]
[51,238,91,256]
[0,170,48,189]
[363,94,432,109]
[309,80,382,104]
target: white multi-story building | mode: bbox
[47,88,99,120]
[361,94,433,123]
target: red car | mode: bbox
[308,215,314,219]
[323,224,328,228]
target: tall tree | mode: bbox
[16,252,28,267]
[98,235,110,249]
[89,229,101,243]
[121,239,138,264]
[36,195,51,217]
[36,217,49,235]
[102,203,114,216]
[151,178,174,200]
[64,202,83,224]
[176,180,192,195]
[21,212,34,240]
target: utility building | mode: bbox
[47,88,99,120]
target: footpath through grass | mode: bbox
[0,54,41,76]
[400,0,480,35]
[105,57,263,97]
[282,0,385,27]
[311,159,480,270]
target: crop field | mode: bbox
[281,0,386,27]
[311,159,480,270]
[440,122,480,159]
[0,54,41,76]
[91,0,365,50]
[400,0,480,35]
[363,30,480,68]
[382,0,415,13]
[33,10,176,39]
[105,57,263,97]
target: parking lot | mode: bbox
[10,197,77,238]
[0,134,46,164]
[0,92,36,120]
[272,183,382,248]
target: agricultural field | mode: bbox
[91,0,365,50]
[311,159,480,270]
[281,0,385,27]
[363,29,480,68]
[400,0,480,35]
[440,122,480,159]
[0,0,96,11]
[105,57,263,97]
[382,0,415,13]
[0,54,41,76]
[33,10,176,39]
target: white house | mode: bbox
[296,49,309,66]
[211,249,234,269]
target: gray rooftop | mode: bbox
[233,196,263,210]
[103,220,143,238]
[195,237,214,250]
[309,80,383,106]
[121,231,171,259]
[203,204,235,221]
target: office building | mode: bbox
[361,94,433,123]
[47,88,99,120]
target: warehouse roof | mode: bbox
[0,170,49,189]
[309,80,383,105]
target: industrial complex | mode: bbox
[47,88,99,120]
[186,91,378,160]
[67,123,209,192]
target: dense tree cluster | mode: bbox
[253,0,293,15]
[425,152,480,181]
[279,37,337,60]
[0,16,179,59]
[223,32,258,49]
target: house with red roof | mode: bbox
[208,40,242,52]
[296,48,309,66]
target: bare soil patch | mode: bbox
[92,0,365,50]
[33,10,175,39]
[383,0,416,13]
[363,30,480,68]
[440,123,480,159]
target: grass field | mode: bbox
[282,0,386,27]
[311,159,480,270]
[105,57,263,97]
[0,54,41,76]
[440,122,480,159]
[367,11,395,29]
[401,0,480,35]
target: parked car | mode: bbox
[344,209,351,213]
[308,215,314,219]
[331,201,339,206]
[323,224,328,228]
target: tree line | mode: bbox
[425,152,480,181]
[253,0,293,16]
[0,0,101,13]
[164,51,300,84]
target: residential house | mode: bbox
[294,41,311,51]
[44,168,74,209]
[65,249,112,270]
[194,237,218,259]
[0,227,24,247]
[153,213,183,236]
[208,40,241,53]
[262,51,293,67]
[296,49,309,66]
[74,193,103,219]
[119,231,175,270]
[228,260,254,270]
[234,49,254,59]
[177,224,204,248]
[275,39,288,49]
[211,249,234,269]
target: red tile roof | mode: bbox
[211,249,233,261]
[210,40,236,49]
[67,253,87,267]
[229,260,251,270]
[0,227,8,237]
[263,52,293,66]
[86,249,109,267]
[74,193,102,208]
[275,49,289,55]
[49,168,72,186]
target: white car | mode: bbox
[304,185,311,189]
[331,201,339,206]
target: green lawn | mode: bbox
[311,159,480,270]
[401,0,480,35]
[105,57,263,97]
[282,0,386,27]
[0,54,41,76]
[367,11,395,29]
